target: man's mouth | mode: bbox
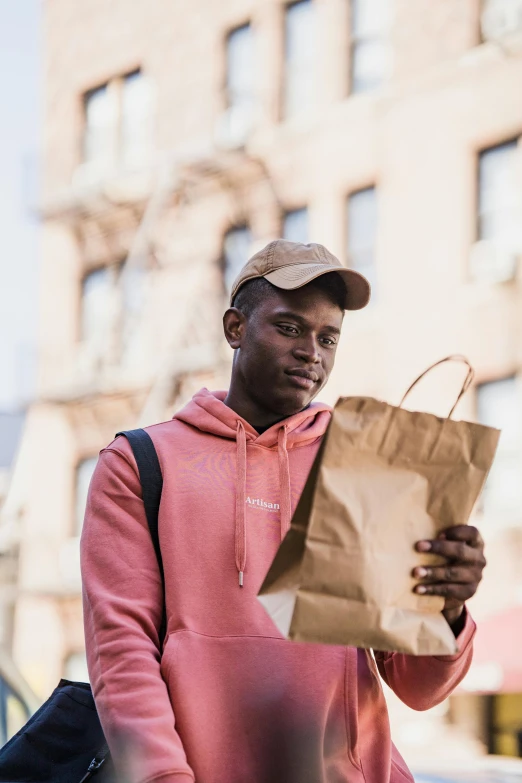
[285,369,320,389]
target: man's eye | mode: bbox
[279,324,299,334]
[321,337,337,346]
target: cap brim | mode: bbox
[264,263,371,310]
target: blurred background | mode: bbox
[1,0,522,779]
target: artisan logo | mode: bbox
[246,496,280,513]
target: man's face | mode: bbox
[228,284,344,418]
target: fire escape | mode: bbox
[40,142,282,426]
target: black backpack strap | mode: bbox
[115,428,166,643]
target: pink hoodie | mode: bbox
[81,389,475,783]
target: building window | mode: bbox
[477,377,522,525]
[350,0,392,94]
[284,0,316,118]
[80,259,147,364]
[223,24,256,143]
[120,264,147,360]
[121,70,155,169]
[347,187,378,296]
[481,0,522,43]
[83,84,117,167]
[81,266,115,345]
[224,227,252,293]
[472,140,520,282]
[82,69,154,175]
[0,679,29,746]
[478,141,519,244]
[283,208,309,243]
[64,651,90,683]
[75,457,98,536]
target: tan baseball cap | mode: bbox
[229,239,371,311]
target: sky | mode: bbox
[0,0,40,412]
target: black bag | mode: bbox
[0,429,164,783]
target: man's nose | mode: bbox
[293,337,321,364]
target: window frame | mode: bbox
[79,264,114,344]
[346,185,379,300]
[78,255,131,341]
[73,455,99,538]
[282,206,310,244]
[64,650,90,683]
[475,374,522,525]
[283,0,316,120]
[224,21,255,112]
[0,676,30,746]
[469,134,522,283]
[475,136,520,243]
[120,68,155,169]
[81,81,117,167]
[222,225,253,297]
[79,67,152,171]
[78,261,123,345]
[348,0,392,96]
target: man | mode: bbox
[81,240,485,783]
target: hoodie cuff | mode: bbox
[435,606,476,661]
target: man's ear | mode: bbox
[223,307,246,350]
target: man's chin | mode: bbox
[269,388,317,418]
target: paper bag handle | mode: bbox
[400,355,475,419]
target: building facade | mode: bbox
[4,0,522,765]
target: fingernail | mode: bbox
[416,567,429,577]
[416,585,427,594]
[416,541,432,552]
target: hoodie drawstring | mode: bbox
[234,422,293,587]
[235,421,247,587]
[277,426,292,540]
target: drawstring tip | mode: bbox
[239,571,244,587]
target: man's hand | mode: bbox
[412,525,486,629]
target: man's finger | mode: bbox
[413,582,477,601]
[438,525,483,548]
[412,565,479,584]
[415,538,486,565]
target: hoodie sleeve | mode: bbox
[374,608,475,711]
[81,441,195,783]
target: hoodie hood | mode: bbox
[174,389,331,586]
[174,388,331,447]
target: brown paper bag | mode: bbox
[258,356,500,655]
